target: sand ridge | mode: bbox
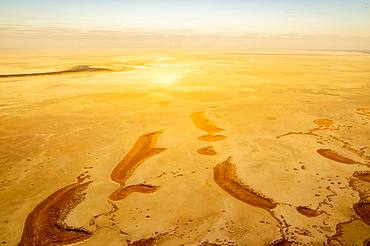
[213,157,277,210]
[18,178,93,246]
[109,184,158,201]
[191,111,224,134]
[197,146,217,155]
[317,149,359,164]
[313,119,334,128]
[198,134,227,142]
[296,206,322,217]
[111,131,166,184]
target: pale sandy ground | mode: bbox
[0,51,369,245]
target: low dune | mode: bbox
[213,157,277,210]
[18,179,92,246]
[317,149,359,164]
[296,206,322,217]
[197,146,217,155]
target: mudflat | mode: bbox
[0,51,369,245]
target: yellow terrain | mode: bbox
[0,51,370,245]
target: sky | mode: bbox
[1,0,370,51]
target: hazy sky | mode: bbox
[1,0,370,50]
